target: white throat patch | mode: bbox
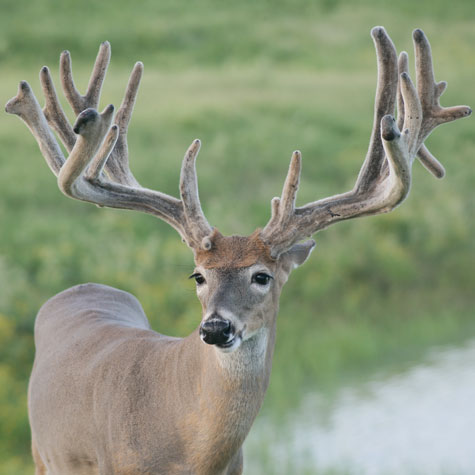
[216,327,268,374]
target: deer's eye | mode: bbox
[252,272,273,286]
[189,273,206,285]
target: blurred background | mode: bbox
[0,0,474,473]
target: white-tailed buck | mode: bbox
[6,27,470,474]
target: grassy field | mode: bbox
[0,0,474,472]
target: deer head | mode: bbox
[5,27,471,356]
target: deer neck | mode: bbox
[199,319,276,415]
[175,318,277,473]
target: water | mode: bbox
[246,340,475,474]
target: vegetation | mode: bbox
[0,0,474,472]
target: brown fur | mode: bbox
[195,229,275,269]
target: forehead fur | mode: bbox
[194,229,275,269]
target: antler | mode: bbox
[5,42,213,251]
[260,27,471,257]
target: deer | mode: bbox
[5,26,470,474]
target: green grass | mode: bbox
[0,0,474,472]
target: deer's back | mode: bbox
[34,282,151,342]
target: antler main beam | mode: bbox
[5,42,213,251]
[260,27,471,257]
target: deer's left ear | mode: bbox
[279,239,316,274]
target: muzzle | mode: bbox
[199,317,234,346]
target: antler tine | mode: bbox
[354,26,398,194]
[261,151,302,253]
[85,125,120,181]
[180,139,214,249]
[5,81,65,175]
[400,71,422,157]
[115,62,143,134]
[103,61,144,187]
[280,151,302,216]
[40,66,76,152]
[417,145,445,178]
[261,27,471,258]
[396,51,408,131]
[85,42,111,108]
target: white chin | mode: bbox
[217,336,242,353]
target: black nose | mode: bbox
[199,318,233,345]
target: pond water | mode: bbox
[245,340,475,474]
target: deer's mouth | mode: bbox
[216,328,244,353]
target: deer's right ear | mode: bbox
[279,239,316,274]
